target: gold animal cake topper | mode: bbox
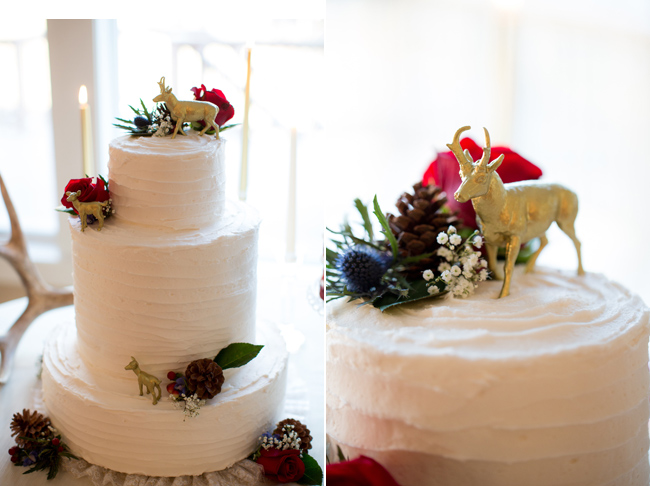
[153,77,220,139]
[448,126,584,298]
[65,190,108,232]
[125,357,162,405]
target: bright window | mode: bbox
[0,19,57,238]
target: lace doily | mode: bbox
[62,457,267,486]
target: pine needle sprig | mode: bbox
[327,193,491,311]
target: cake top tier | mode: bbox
[328,267,649,362]
[108,132,226,231]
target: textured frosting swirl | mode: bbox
[108,133,226,230]
[327,267,650,481]
[70,200,260,379]
[43,321,288,477]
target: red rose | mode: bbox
[256,448,305,483]
[422,137,542,229]
[61,177,110,215]
[327,456,402,486]
[190,84,235,127]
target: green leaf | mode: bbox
[128,104,141,116]
[354,198,374,240]
[55,207,77,216]
[337,445,347,462]
[372,279,445,311]
[214,343,264,370]
[219,123,239,132]
[372,195,398,259]
[115,117,135,125]
[140,98,151,120]
[297,453,323,485]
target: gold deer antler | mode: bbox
[158,77,166,93]
[0,174,73,383]
[446,126,474,176]
[478,127,504,170]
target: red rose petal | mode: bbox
[327,456,402,486]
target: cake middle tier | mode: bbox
[70,199,260,378]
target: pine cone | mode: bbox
[185,358,224,400]
[274,418,312,450]
[387,182,459,278]
[10,409,51,448]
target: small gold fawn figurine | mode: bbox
[125,357,162,405]
[65,190,109,232]
[153,77,220,140]
[448,126,584,299]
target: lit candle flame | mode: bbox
[78,85,88,105]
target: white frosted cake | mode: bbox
[42,133,288,477]
[327,267,650,486]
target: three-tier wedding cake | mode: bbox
[42,132,288,477]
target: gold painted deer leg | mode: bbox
[556,220,584,276]
[499,235,521,299]
[153,383,161,405]
[485,243,503,280]
[138,380,144,396]
[525,234,548,274]
[80,214,87,232]
[171,117,184,139]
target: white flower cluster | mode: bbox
[103,197,115,216]
[169,393,206,420]
[259,424,302,451]
[153,115,174,137]
[423,227,489,298]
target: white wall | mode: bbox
[325,0,650,302]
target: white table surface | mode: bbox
[0,260,324,485]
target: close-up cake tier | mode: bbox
[70,199,260,380]
[326,267,650,486]
[42,320,288,477]
[108,132,226,230]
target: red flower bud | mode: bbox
[61,177,110,215]
[167,371,176,380]
[11,455,19,463]
[190,84,235,128]
[166,383,176,394]
[8,446,17,455]
[256,448,305,483]
[57,446,64,453]
[51,438,60,446]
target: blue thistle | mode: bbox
[337,247,391,293]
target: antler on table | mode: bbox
[0,173,73,384]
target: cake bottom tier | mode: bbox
[329,430,650,486]
[42,321,288,477]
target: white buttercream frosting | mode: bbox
[108,133,226,230]
[70,199,260,380]
[327,267,650,486]
[43,320,288,477]
[41,133,289,478]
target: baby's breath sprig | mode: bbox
[423,227,488,298]
[169,393,205,420]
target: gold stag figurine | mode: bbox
[125,357,162,405]
[153,77,220,139]
[448,126,584,298]
[65,190,109,232]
